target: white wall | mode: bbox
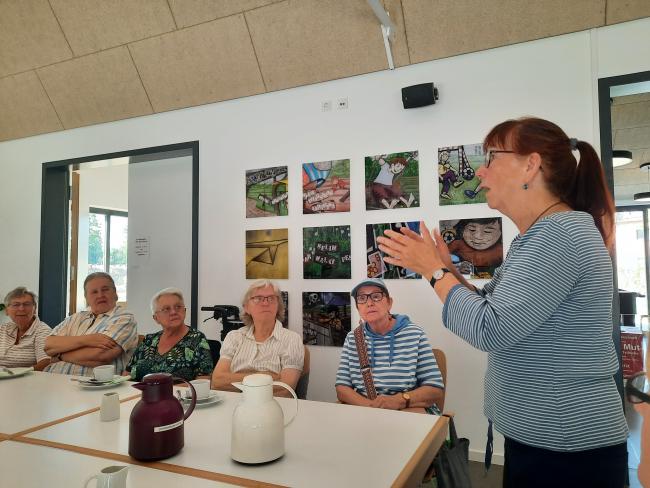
[1,18,649,463]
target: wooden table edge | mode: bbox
[7,394,141,439]
[12,436,288,488]
[391,414,449,488]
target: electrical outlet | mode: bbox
[322,100,332,112]
[337,97,349,110]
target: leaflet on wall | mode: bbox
[439,217,503,279]
[303,225,351,279]
[438,144,486,205]
[365,151,419,210]
[302,159,350,214]
[245,165,289,217]
[245,228,289,279]
[366,222,422,279]
[302,292,351,347]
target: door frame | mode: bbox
[39,141,199,328]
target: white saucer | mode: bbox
[182,390,223,407]
[76,375,130,389]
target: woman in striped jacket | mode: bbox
[378,117,628,487]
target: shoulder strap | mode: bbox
[353,325,377,400]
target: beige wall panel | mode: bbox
[0,71,63,142]
[403,0,605,64]
[612,101,650,129]
[129,15,265,112]
[37,47,153,129]
[0,0,72,77]
[49,0,176,56]
[606,0,650,24]
[169,0,284,28]
[247,0,395,91]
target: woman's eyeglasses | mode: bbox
[484,149,515,168]
[626,371,650,404]
[250,295,278,305]
[355,292,386,304]
[156,304,186,315]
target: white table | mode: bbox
[0,441,237,487]
[22,391,447,488]
[0,371,139,436]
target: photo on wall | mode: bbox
[438,217,503,279]
[438,144,485,206]
[365,151,419,210]
[366,221,422,279]
[245,166,289,217]
[302,292,352,347]
[302,159,351,214]
[245,228,289,279]
[303,225,351,279]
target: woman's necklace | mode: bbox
[527,201,563,231]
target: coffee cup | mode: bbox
[190,379,210,400]
[84,465,128,488]
[93,365,115,382]
[100,392,120,422]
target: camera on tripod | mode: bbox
[201,305,244,341]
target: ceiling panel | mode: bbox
[0,0,72,77]
[606,0,650,24]
[612,100,650,129]
[49,0,176,56]
[37,47,153,129]
[246,0,401,91]
[403,0,605,64]
[613,126,650,149]
[168,0,284,28]
[129,15,265,112]
[0,71,63,142]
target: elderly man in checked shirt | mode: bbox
[44,272,138,376]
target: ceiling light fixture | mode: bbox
[613,150,633,167]
[367,0,396,70]
[633,162,650,202]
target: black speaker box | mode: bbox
[402,83,438,109]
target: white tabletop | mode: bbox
[0,441,236,487]
[0,371,139,436]
[24,391,446,488]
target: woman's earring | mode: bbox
[522,183,529,190]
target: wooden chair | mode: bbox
[432,348,447,412]
[295,346,310,400]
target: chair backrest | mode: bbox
[207,339,221,367]
[295,345,310,400]
[432,348,447,412]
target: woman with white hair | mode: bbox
[211,280,303,397]
[1,287,51,370]
[124,287,212,381]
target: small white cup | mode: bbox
[100,392,120,422]
[190,379,210,400]
[93,365,115,382]
[84,465,128,488]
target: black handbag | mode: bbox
[433,415,472,488]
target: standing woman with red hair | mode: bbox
[379,117,627,487]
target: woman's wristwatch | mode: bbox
[401,392,411,408]
[429,268,450,288]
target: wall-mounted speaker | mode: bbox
[402,83,439,109]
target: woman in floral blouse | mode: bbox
[125,288,213,381]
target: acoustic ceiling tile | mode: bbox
[606,0,650,25]
[613,126,650,149]
[246,0,397,91]
[612,100,650,129]
[0,0,72,77]
[49,0,176,56]
[129,15,265,112]
[402,0,606,64]
[0,71,63,142]
[168,0,284,28]
[37,47,153,129]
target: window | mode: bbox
[615,208,649,321]
[88,208,128,302]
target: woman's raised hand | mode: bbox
[377,221,444,277]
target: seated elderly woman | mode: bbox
[336,278,444,414]
[125,288,213,381]
[0,287,51,371]
[211,280,304,397]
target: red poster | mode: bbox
[621,327,644,379]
